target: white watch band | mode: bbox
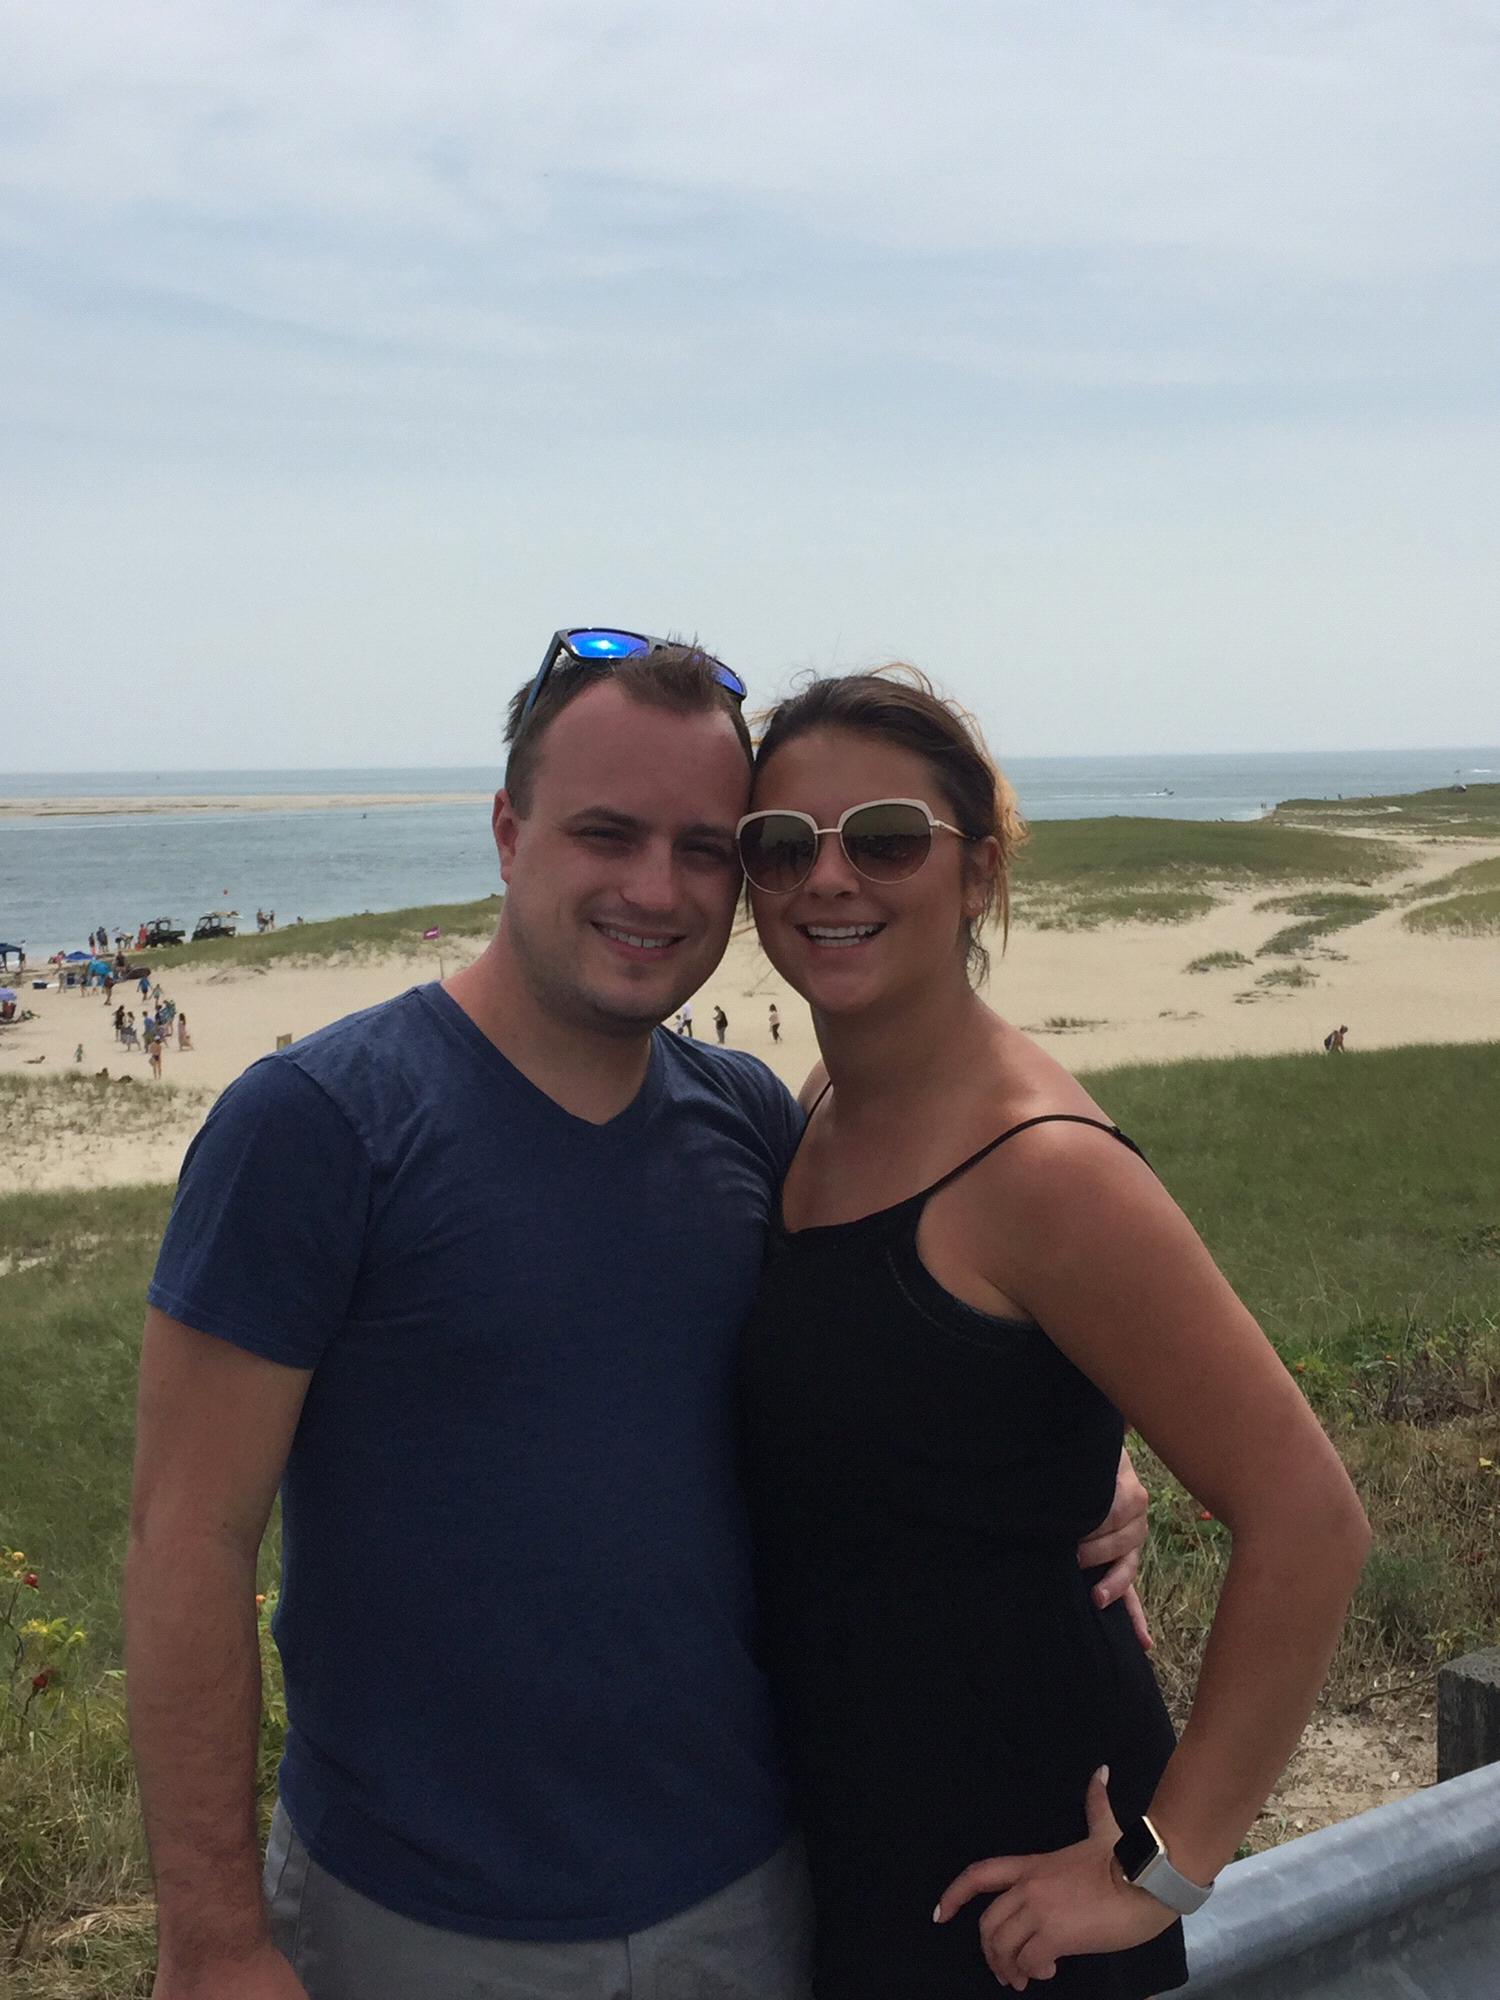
[1133,1843,1213,1916]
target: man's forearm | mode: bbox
[125,1530,270,1975]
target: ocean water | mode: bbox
[3,749,1494,959]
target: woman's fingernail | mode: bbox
[1096,1763,1110,1785]
[932,1902,942,1923]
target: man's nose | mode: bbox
[619,840,682,911]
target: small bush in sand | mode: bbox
[1185,950,1251,973]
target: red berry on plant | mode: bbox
[23,1573,38,1588]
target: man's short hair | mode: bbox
[503,643,753,813]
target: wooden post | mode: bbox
[1437,1648,1500,1782]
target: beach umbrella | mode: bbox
[0,988,16,1003]
[64,950,90,962]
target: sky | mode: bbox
[3,0,1498,770]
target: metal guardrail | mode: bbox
[1179,1758,1500,1997]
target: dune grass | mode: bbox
[1403,855,1500,903]
[1011,817,1407,931]
[140,896,500,973]
[1272,781,1500,839]
[1017,816,1407,890]
[1254,891,1393,957]
[1185,950,1251,974]
[1402,889,1500,938]
[4,1042,1500,1991]
[1400,855,1500,937]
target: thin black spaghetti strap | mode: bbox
[923,1113,1145,1201]
[806,1077,834,1116]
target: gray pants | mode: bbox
[264,1801,814,2000]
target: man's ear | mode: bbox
[493,789,523,885]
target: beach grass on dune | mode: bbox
[1272,781,1500,839]
[0,1075,210,1156]
[139,896,501,973]
[1016,816,1409,888]
[1010,818,1409,929]
[4,1043,1500,1990]
[1402,855,1500,903]
[1185,949,1251,973]
[1402,887,1500,937]
[1253,891,1393,957]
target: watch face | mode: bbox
[1114,1816,1163,1880]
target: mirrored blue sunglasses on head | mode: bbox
[518,628,748,728]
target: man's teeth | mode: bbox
[803,924,882,948]
[600,926,675,950]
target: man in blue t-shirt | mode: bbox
[126,640,1150,2000]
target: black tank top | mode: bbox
[739,1112,1189,2000]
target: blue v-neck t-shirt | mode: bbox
[148,983,803,1940]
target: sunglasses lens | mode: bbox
[739,815,817,892]
[842,803,932,880]
[565,629,654,660]
[709,661,748,702]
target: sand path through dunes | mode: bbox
[2,831,1496,1190]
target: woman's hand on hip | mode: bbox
[933,1768,1176,1990]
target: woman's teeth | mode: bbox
[801,924,883,949]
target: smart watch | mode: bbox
[1112,1813,1213,1915]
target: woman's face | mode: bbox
[746,726,982,1019]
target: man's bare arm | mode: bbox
[126,1307,312,1998]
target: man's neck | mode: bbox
[443,932,656,1126]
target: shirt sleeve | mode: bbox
[147,1055,372,1369]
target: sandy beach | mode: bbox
[0,791,492,820]
[3,827,1496,1192]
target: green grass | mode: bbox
[1403,888,1500,938]
[140,896,500,973]
[1255,892,1392,958]
[1011,817,1407,932]
[1079,1043,1500,1349]
[1016,817,1408,892]
[1,1075,209,1158]
[1403,856,1500,903]
[5,1040,1500,1988]
[1272,781,1500,839]
[1185,950,1251,974]
[1254,965,1316,989]
[1023,889,1217,929]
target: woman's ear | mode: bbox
[962,834,1001,918]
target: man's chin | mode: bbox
[569,979,701,1041]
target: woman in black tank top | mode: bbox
[735,672,1370,2000]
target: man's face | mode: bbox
[494,679,751,1038]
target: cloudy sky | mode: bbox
[4,1,1497,769]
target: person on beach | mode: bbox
[177,1014,191,1052]
[714,1004,730,1045]
[735,670,1370,1998]
[769,1001,782,1043]
[1323,1025,1348,1054]
[126,637,1152,2000]
[114,1004,127,1042]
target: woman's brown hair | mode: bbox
[753,665,1027,986]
